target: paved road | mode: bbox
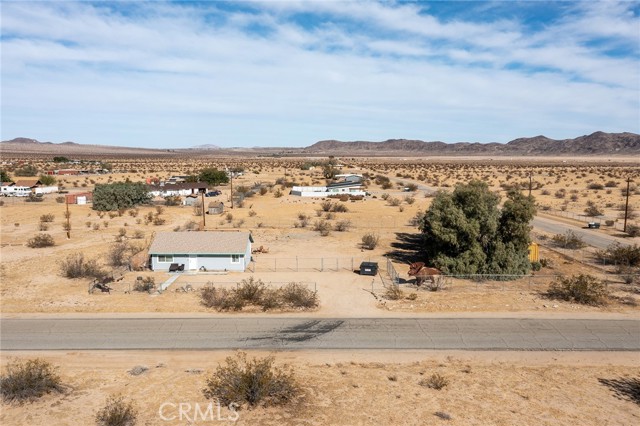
[1,318,638,351]
[532,216,631,249]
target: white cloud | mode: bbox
[1,1,638,147]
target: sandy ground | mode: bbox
[1,159,639,316]
[1,350,638,426]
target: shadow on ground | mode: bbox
[598,377,640,405]
[385,232,426,264]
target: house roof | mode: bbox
[1,182,14,186]
[149,231,253,255]
[13,179,41,187]
[327,181,363,189]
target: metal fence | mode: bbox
[249,256,380,273]
[389,273,639,293]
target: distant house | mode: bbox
[13,178,42,189]
[147,182,209,197]
[208,201,224,215]
[46,169,79,176]
[149,231,253,272]
[1,182,31,197]
[291,178,365,197]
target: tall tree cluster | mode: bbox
[419,180,535,275]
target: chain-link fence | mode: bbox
[249,256,381,273]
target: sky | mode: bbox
[1,0,639,148]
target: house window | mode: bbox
[231,254,240,263]
[158,255,173,263]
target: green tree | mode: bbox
[198,168,229,185]
[93,182,151,211]
[419,181,535,275]
[39,175,56,186]
[0,170,10,182]
[53,156,70,163]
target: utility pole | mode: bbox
[230,172,234,209]
[201,191,206,228]
[65,197,71,239]
[528,172,533,197]
[623,177,632,233]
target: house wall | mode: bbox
[34,186,59,194]
[151,253,247,272]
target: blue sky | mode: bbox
[1,0,639,148]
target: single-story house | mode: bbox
[149,231,253,272]
[208,201,224,215]
[13,178,42,189]
[147,182,209,197]
[291,180,366,197]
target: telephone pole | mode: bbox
[65,197,71,239]
[623,177,632,233]
[230,173,234,209]
[201,191,206,228]
[528,172,533,197]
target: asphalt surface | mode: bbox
[532,216,631,249]
[1,318,638,351]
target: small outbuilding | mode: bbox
[149,231,253,272]
[208,201,224,215]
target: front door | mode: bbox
[188,255,198,270]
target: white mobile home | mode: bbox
[149,231,253,272]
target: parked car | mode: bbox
[205,190,221,197]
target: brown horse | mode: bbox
[408,262,442,286]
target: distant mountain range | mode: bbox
[1,131,638,156]
[304,132,640,155]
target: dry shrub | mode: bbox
[0,358,63,403]
[203,352,299,409]
[313,219,331,236]
[200,286,245,311]
[551,230,586,249]
[546,274,609,306]
[419,373,449,390]
[236,277,266,304]
[361,233,379,250]
[133,277,155,292]
[334,219,351,232]
[26,233,55,248]
[60,253,107,280]
[95,395,138,426]
[384,284,403,300]
[40,213,55,222]
[107,242,129,267]
[280,282,318,309]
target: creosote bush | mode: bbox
[203,352,299,409]
[551,230,586,249]
[546,274,609,306]
[26,233,55,248]
[95,395,138,426]
[0,358,64,402]
[361,233,379,250]
[200,278,317,312]
[60,253,107,281]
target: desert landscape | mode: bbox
[2,1,640,424]
[1,150,639,425]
